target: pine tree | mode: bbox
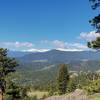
[0,48,18,99]
[57,64,69,95]
[89,0,100,28]
[88,0,100,49]
[89,0,100,10]
[6,81,21,100]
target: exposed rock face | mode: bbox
[44,89,88,100]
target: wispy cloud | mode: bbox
[41,40,88,51]
[78,31,100,41]
[1,31,98,52]
[52,40,66,49]
[0,41,34,50]
[3,41,33,47]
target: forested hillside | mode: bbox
[8,50,100,86]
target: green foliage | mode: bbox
[66,71,100,93]
[87,0,100,94]
[5,81,21,100]
[67,76,78,92]
[0,48,18,100]
[0,48,18,93]
[57,64,69,95]
[89,0,100,29]
[86,71,100,81]
[88,0,100,49]
[32,95,38,100]
[88,37,100,49]
[5,81,30,100]
[83,79,100,94]
[48,82,57,96]
[89,0,100,10]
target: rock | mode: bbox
[72,89,87,96]
[44,89,88,100]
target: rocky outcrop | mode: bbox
[44,89,88,100]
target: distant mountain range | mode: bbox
[9,50,100,85]
[8,49,100,65]
[8,51,30,57]
[8,49,100,61]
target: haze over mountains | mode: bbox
[8,49,100,85]
[8,49,100,61]
[8,49,100,71]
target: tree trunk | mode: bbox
[0,89,3,100]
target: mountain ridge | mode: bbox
[17,49,100,63]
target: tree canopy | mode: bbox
[57,64,69,95]
[88,0,100,49]
[0,48,18,99]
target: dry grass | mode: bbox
[27,91,48,99]
[89,95,100,100]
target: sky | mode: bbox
[0,0,100,51]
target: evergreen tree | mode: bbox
[0,48,18,99]
[87,37,100,49]
[88,0,100,49]
[89,0,100,10]
[5,81,21,100]
[89,0,100,29]
[57,64,69,95]
[5,81,30,100]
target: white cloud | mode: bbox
[56,48,84,51]
[52,40,66,49]
[79,31,100,41]
[3,41,33,47]
[22,48,49,52]
[0,41,34,50]
[65,43,88,50]
[0,38,90,52]
[41,40,88,51]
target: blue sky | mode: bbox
[0,0,99,51]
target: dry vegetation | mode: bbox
[27,91,48,99]
[44,89,100,100]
